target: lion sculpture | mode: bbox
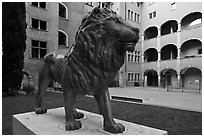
[35,7,139,134]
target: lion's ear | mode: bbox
[92,7,100,14]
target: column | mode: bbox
[177,73,181,88]
[119,68,123,87]
[144,75,147,86]
[141,74,144,87]
[158,51,161,61]
[142,34,145,41]
[177,23,181,32]
[170,27,173,33]
[158,74,161,87]
[177,48,181,59]
[157,29,161,37]
[142,54,145,63]
[170,51,173,59]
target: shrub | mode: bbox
[2,2,27,95]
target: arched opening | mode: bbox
[58,30,67,46]
[144,26,158,40]
[181,12,202,30]
[59,3,68,19]
[161,44,177,60]
[160,20,178,36]
[144,69,158,87]
[180,39,202,58]
[180,67,202,90]
[144,48,158,62]
[160,69,177,88]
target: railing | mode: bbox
[160,59,177,71]
[180,56,202,70]
[143,61,158,71]
[142,38,157,51]
[160,32,177,46]
[142,25,202,49]
[180,25,202,42]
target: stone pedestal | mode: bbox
[13,107,167,135]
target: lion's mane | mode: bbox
[64,8,125,94]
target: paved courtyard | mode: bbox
[109,87,202,112]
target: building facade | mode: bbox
[23,2,202,91]
[24,2,59,88]
[141,2,202,91]
[24,2,91,88]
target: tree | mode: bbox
[2,2,27,96]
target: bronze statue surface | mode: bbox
[35,7,139,134]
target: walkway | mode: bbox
[109,87,202,112]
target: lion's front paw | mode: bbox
[104,123,125,134]
[65,120,82,131]
[35,107,47,114]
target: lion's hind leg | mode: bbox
[35,62,52,114]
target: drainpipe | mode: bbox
[124,2,127,21]
[124,2,127,87]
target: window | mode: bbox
[85,2,93,7]
[59,3,68,19]
[137,14,140,23]
[134,54,137,62]
[102,2,106,8]
[128,10,131,19]
[31,18,38,29]
[31,40,47,58]
[31,2,38,7]
[130,73,134,81]
[131,11,134,20]
[127,50,140,62]
[171,2,176,10]
[137,2,140,7]
[127,9,134,20]
[31,2,46,9]
[137,52,140,63]
[98,2,113,9]
[98,2,108,8]
[153,11,156,17]
[127,54,131,62]
[149,13,152,19]
[134,73,137,82]
[149,11,156,19]
[127,52,134,62]
[31,18,47,31]
[134,13,137,22]
[128,10,140,23]
[131,54,134,62]
[128,73,131,81]
[40,20,47,30]
[198,49,202,54]
[58,30,67,46]
[39,2,46,8]
[128,72,140,82]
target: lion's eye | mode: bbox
[114,18,119,22]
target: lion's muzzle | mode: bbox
[119,27,139,52]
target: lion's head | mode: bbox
[73,7,139,71]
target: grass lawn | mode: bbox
[2,92,202,135]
